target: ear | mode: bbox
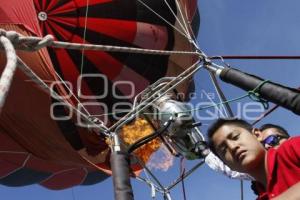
[252,128,262,139]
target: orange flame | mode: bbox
[121,118,161,163]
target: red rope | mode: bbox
[210,55,300,60]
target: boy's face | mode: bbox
[212,124,266,173]
[258,128,288,149]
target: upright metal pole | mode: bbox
[206,63,244,200]
[110,133,134,200]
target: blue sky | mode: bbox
[1,0,300,199]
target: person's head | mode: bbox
[257,124,290,149]
[207,118,266,173]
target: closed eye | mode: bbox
[232,133,240,140]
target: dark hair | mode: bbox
[207,118,253,155]
[259,123,290,138]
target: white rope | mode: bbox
[113,61,203,131]
[208,71,231,117]
[174,0,193,42]
[0,29,204,134]
[205,63,244,200]
[135,176,163,195]
[53,70,91,116]
[161,0,201,61]
[164,192,172,200]
[109,60,203,131]
[163,0,189,37]
[80,0,90,79]
[0,34,17,112]
[0,30,201,124]
[177,2,202,52]
[0,30,199,57]
[16,57,108,133]
[182,0,200,48]
[17,58,51,93]
[201,89,227,118]
[39,167,80,184]
[79,167,89,185]
[0,29,201,56]
[136,0,192,41]
[151,182,156,199]
[17,58,86,117]
[0,152,31,179]
[187,19,200,49]
[23,36,200,56]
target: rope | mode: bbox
[132,79,271,117]
[201,89,226,118]
[41,38,200,56]
[0,34,17,112]
[0,29,200,57]
[252,104,279,125]
[248,80,270,109]
[184,79,271,113]
[210,55,300,60]
[16,57,109,133]
[85,79,271,120]
[166,160,205,190]
[174,0,193,42]
[137,0,190,40]
[208,71,233,117]
[0,29,203,132]
[72,188,76,200]
[52,70,91,117]
[206,70,244,200]
[180,157,187,200]
[134,156,166,192]
[80,0,90,78]
[164,192,172,200]
[251,86,300,125]
[135,176,164,197]
[163,0,189,37]
[0,152,31,179]
[108,61,203,131]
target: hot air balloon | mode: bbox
[0,0,200,190]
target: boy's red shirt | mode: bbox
[257,136,300,199]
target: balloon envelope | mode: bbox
[0,0,199,189]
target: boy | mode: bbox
[205,123,289,180]
[207,118,300,199]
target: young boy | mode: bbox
[205,123,290,180]
[256,124,289,149]
[207,118,300,200]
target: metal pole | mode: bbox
[110,133,134,200]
